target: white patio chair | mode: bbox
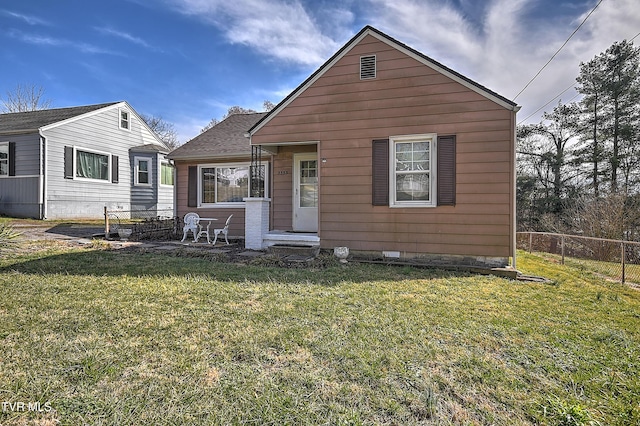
[212,214,233,245]
[181,212,201,242]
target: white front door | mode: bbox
[293,153,318,232]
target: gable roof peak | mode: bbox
[249,25,518,134]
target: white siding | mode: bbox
[43,105,171,219]
[0,133,42,218]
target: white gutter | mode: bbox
[39,132,48,219]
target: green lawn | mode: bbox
[1,242,639,425]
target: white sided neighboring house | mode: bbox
[0,101,174,219]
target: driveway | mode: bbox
[10,221,105,241]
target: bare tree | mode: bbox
[140,114,180,150]
[263,100,276,111]
[1,83,52,112]
[201,101,274,133]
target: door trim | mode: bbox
[293,153,318,232]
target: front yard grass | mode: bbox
[1,243,639,425]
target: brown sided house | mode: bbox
[170,25,520,268]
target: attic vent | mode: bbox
[360,55,376,80]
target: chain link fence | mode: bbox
[517,231,640,285]
[104,208,181,241]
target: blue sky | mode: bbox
[1,0,639,144]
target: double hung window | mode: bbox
[0,143,8,176]
[372,134,456,208]
[76,149,110,181]
[119,109,130,130]
[390,134,436,207]
[135,157,151,185]
[161,162,174,185]
[198,163,266,206]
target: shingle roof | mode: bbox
[0,102,119,134]
[130,144,169,154]
[169,112,266,160]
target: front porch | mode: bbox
[244,197,320,250]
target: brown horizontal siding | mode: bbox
[321,221,509,237]
[258,91,502,125]
[320,238,509,258]
[319,231,510,257]
[321,211,510,225]
[254,34,514,258]
[457,172,510,184]
[253,121,512,145]
[255,111,509,136]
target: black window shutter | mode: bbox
[111,155,119,183]
[8,142,16,176]
[372,139,389,206]
[437,135,456,206]
[188,166,198,207]
[64,146,74,179]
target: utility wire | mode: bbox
[517,83,577,124]
[519,27,640,125]
[513,0,605,100]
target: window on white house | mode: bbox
[161,162,174,185]
[199,163,266,205]
[119,109,130,130]
[0,143,8,176]
[76,149,110,181]
[390,134,437,207]
[135,157,151,185]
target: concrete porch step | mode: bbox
[263,230,320,248]
[267,243,320,258]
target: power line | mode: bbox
[517,83,577,125]
[517,26,639,126]
[513,0,605,100]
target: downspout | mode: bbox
[39,132,48,220]
[511,107,520,270]
[170,159,177,217]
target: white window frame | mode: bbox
[160,161,174,187]
[389,133,437,208]
[134,156,152,186]
[74,146,111,182]
[0,142,8,176]
[119,108,130,130]
[197,162,269,208]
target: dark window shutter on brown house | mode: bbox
[372,139,389,205]
[111,155,119,183]
[188,166,198,207]
[64,146,74,179]
[437,135,456,206]
[8,142,16,176]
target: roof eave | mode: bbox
[0,129,40,136]
[168,151,254,161]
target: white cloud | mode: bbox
[8,29,122,55]
[1,9,50,26]
[95,26,158,50]
[363,0,640,123]
[165,0,640,125]
[169,0,342,66]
